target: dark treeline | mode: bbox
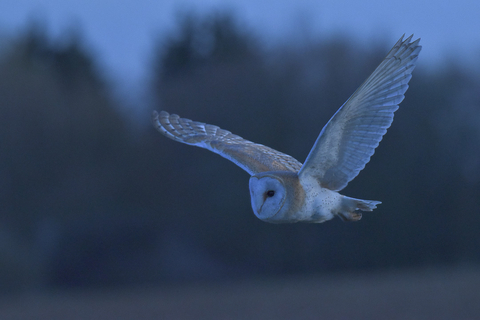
[0,12,479,291]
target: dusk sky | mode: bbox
[1,0,479,98]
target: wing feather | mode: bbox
[298,35,422,191]
[153,111,302,175]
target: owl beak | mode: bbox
[251,190,264,214]
[258,200,265,213]
[249,179,264,215]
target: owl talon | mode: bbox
[338,211,362,222]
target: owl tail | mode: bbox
[337,196,382,222]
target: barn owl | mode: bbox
[153,34,421,223]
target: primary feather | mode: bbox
[298,34,421,191]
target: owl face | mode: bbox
[249,174,286,221]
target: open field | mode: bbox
[1,266,479,320]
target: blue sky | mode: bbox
[1,0,479,98]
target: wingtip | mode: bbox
[392,34,422,62]
[152,110,173,125]
[404,34,421,48]
[152,110,159,120]
[152,110,172,133]
[404,34,414,43]
[152,110,162,133]
[398,33,420,45]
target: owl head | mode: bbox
[249,171,304,222]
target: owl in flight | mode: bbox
[153,35,421,223]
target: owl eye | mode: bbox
[266,190,275,197]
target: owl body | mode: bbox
[153,35,421,224]
[249,171,375,223]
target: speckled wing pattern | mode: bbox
[153,111,302,175]
[299,34,422,191]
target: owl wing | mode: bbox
[298,34,421,191]
[153,111,302,175]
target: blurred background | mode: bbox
[1,0,480,319]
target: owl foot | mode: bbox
[337,211,362,222]
[338,196,381,221]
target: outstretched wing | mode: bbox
[153,111,302,175]
[299,34,422,191]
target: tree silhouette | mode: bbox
[0,22,130,288]
[154,11,257,81]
